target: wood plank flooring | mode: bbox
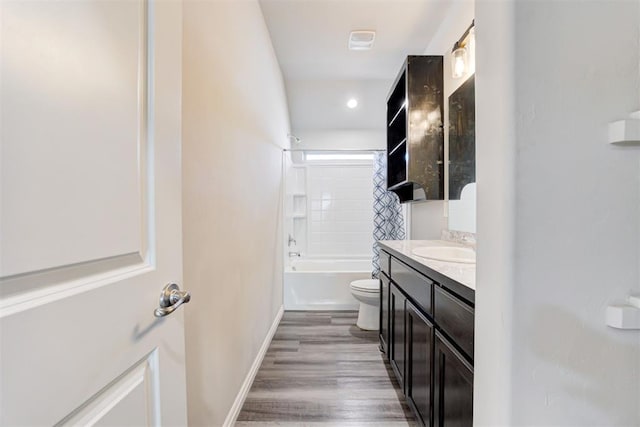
[236,311,416,426]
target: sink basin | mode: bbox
[412,246,476,264]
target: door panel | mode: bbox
[60,352,160,426]
[406,301,434,427]
[0,1,187,425]
[1,0,145,277]
[434,332,474,427]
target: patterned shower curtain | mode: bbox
[372,152,406,278]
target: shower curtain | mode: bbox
[372,152,405,278]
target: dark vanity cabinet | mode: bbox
[386,56,444,203]
[379,247,474,427]
[390,283,406,390]
[406,300,434,427]
[434,331,474,427]
[379,250,391,354]
[379,273,390,354]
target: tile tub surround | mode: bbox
[237,311,417,426]
[307,164,374,257]
[378,240,475,292]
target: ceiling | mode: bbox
[259,0,453,131]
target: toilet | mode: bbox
[349,279,380,330]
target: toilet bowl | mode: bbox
[349,279,380,330]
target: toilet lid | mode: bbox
[350,279,380,292]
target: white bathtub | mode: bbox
[284,258,374,310]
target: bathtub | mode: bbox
[284,258,374,310]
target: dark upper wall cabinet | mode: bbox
[386,56,444,203]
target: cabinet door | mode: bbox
[434,332,473,427]
[390,283,406,390]
[380,273,390,356]
[406,301,434,427]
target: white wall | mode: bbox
[292,129,385,151]
[475,0,640,425]
[181,1,290,425]
[474,0,516,423]
[409,201,447,239]
[411,0,475,239]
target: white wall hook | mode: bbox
[606,294,640,329]
[608,110,640,145]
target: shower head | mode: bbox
[287,133,302,144]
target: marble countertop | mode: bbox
[379,240,476,291]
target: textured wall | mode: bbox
[476,0,640,424]
[181,1,290,425]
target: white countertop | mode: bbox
[379,240,476,291]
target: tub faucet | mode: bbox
[288,251,301,257]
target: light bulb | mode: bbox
[452,45,467,78]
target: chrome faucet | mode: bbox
[288,251,301,257]
[288,234,297,247]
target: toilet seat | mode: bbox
[350,279,380,293]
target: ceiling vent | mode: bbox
[349,30,376,51]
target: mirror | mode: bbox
[447,74,476,233]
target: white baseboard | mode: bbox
[222,305,284,427]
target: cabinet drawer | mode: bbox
[390,258,433,316]
[380,250,391,276]
[434,286,474,360]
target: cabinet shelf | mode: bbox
[389,139,406,156]
[388,103,406,128]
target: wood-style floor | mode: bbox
[236,311,416,426]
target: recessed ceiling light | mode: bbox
[349,30,376,51]
[347,98,358,109]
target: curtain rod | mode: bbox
[283,149,386,152]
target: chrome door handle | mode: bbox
[154,283,191,317]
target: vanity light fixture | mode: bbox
[451,43,467,79]
[451,20,475,78]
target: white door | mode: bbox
[0,1,188,425]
